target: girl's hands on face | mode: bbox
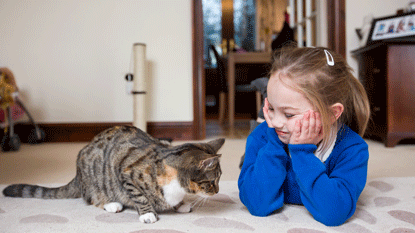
[263,98,274,128]
[263,98,323,146]
[289,110,323,145]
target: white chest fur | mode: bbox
[162,179,186,207]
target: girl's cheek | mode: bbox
[291,115,303,122]
[287,117,301,131]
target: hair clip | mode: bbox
[324,49,334,66]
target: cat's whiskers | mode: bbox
[190,196,203,209]
[190,196,207,211]
[202,196,210,208]
[198,197,208,210]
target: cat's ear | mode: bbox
[199,156,220,171]
[207,138,225,153]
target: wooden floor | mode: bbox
[1,118,415,184]
[205,118,252,139]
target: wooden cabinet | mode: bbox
[352,42,415,147]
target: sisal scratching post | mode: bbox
[133,43,147,132]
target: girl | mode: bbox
[238,46,370,226]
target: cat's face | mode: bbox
[178,138,225,196]
[187,154,222,196]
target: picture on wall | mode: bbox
[367,12,415,45]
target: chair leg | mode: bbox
[256,91,262,116]
[218,92,226,123]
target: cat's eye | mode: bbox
[198,180,214,185]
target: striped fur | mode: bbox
[3,126,225,223]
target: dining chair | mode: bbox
[208,45,228,123]
[208,45,264,123]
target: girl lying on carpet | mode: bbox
[238,46,370,226]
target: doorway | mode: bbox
[203,0,261,121]
[192,0,346,140]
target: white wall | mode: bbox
[346,0,409,75]
[0,0,193,123]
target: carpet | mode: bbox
[1,177,415,233]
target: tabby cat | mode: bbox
[3,126,225,223]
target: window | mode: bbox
[203,0,222,68]
[203,0,256,68]
[234,0,256,52]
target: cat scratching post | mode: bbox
[133,43,147,132]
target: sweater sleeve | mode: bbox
[238,123,289,216]
[288,140,369,226]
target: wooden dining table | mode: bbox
[226,51,272,132]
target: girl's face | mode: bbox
[265,75,316,144]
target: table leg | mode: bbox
[228,54,235,133]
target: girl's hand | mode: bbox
[263,98,274,128]
[289,110,323,145]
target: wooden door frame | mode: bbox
[192,0,206,140]
[191,0,345,140]
[327,0,346,57]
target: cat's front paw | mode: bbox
[176,202,192,213]
[104,202,123,213]
[139,212,158,223]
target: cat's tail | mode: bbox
[2,175,81,199]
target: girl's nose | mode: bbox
[272,114,285,129]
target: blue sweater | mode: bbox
[238,122,369,226]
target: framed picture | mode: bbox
[366,12,415,45]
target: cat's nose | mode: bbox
[212,185,219,194]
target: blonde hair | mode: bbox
[270,46,370,152]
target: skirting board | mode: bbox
[13,122,194,142]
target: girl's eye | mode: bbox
[285,113,294,118]
[268,106,274,111]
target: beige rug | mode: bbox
[1,177,415,233]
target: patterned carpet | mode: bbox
[1,178,415,233]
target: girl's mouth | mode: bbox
[275,130,287,136]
